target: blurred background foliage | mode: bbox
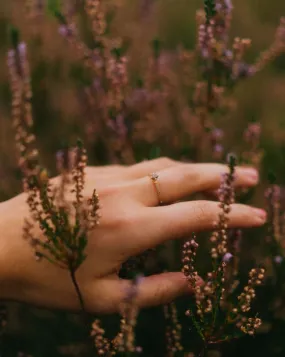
[0,1,285,356]
[1,0,285,200]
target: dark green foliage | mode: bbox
[149,146,161,160]
[204,0,217,24]
[47,0,66,24]
[268,171,277,184]
[151,37,162,59]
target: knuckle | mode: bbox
[179,164,199,182]
[111,211,135,229]
[99,185,120,198]
[157,157,175,167]
[192,201,211,222]
[154,285,167,306]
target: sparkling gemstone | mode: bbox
[150,172,159,181]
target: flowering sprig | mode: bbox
[210,153,236,260]
[229,268,264,336]
[48,0,135,164]
[91,320,113,356]
[264,178,285,280]
[182,235,199,290]
[164,302,183,356]
[253,17,285,73]
[7,31,100,312]
[265,183,282,249]
[182,155,265,346]
[241,122,263,168]
[91,275,143,356]
[187,1,285,162]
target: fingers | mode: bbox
[89,272,202,313]
[130,163,259,206]
[83,158,179,191]
[128,201,266,253]
[126,157,179,179]
[85,165,127,176]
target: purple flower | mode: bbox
[124,274,144,302]
[274,255,283,264]
[58,25,69,37]
[56,150,65,172]
[224,49,233,59]
[224,0,233,12]
[7,50,15,67]
[223,252,233,262]
[233,62,255,79]
[116,114,128,138]
[58,24,76,38]
[18,42,27,57]
[214,144,224,153]
[212,128,224,140]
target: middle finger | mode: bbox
[125,201,266,254]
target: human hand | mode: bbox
[0,158,266,314]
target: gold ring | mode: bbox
[149,172,163,206]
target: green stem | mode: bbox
[70,268,86,313]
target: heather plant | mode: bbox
[7,27,100,313]
[42,0,285,166]
[182,155,265,354]
[180,1,285,162]
[264,180,285,302]
[91,276,143,356]
[163,302,183,356]
[6,26,146,357]
[46,0,136,165]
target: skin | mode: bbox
[0,157,266,314]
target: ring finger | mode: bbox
[130,163,259,206]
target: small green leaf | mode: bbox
[111,47,123,59]
[78,235,87,251]
[204,0,216,24]
[8,25,20,48]
[227,152,237,171]
[47,0,61,14]
[76,138,84,149]
[47,0,66,24]
[136,77,144,88]
[151,37,161,59]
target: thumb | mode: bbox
[135,272,202,308]
[87,272,202,314]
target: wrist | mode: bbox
[0,195,27,300]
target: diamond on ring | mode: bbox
[150,172,159,181]
[149,172,163,205]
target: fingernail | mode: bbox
[253,208,267,223]
[243,168,259,183]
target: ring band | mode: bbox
[149,172,163,206]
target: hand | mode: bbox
[0,158,266,314]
